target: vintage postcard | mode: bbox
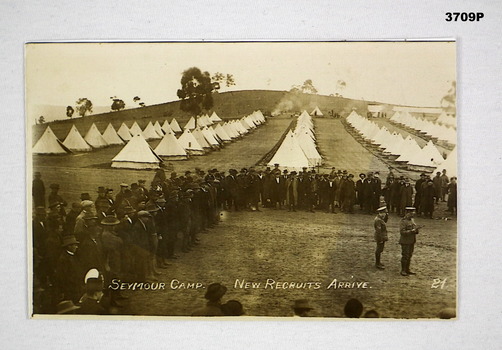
[27,41,457,319]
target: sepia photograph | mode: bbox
[27,41,457,319]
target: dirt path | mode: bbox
[123,207,456,318]
[315,118,390,177]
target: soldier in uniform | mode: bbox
[399,207,422,276]
[374,206,389,269]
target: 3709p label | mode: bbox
[445,12,484,22]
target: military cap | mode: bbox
[120,183,129,188]
[97,186,106,193]
[377,206,387,212]
[80,193,91,200]
[405,207,416,211]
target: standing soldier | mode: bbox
[374,206,388,270]
[399,207,422,276]
[33,171,46,208]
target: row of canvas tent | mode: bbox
[346,111,456,175]
[267,110,322,170]
[32,118,182,155]
[389,110,456,144]
[111,110,267,169]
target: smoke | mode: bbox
[440,81,456,114]
[272,98,295,116]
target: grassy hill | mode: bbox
[31,90,370,143]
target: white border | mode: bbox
[2,1,502,348]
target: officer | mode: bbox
[374,206,388,270]
[399,207,423,276]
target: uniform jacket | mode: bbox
[374,216,388,242]
[399,217,418,244]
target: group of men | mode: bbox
[31,163,457,315]
[373,205,424,276]
[32,169,223,314]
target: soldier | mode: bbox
[374,206,389,269]
[399,207,423,276]
[32,171,46,208]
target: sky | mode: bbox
[26,41,456,121]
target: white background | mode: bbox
[1,1,501,348]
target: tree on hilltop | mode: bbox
[76,98,93,117]
[66,106,74,118]
[111,97,126,112]
[177,67,218,124]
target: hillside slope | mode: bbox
[31,90,369,143]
